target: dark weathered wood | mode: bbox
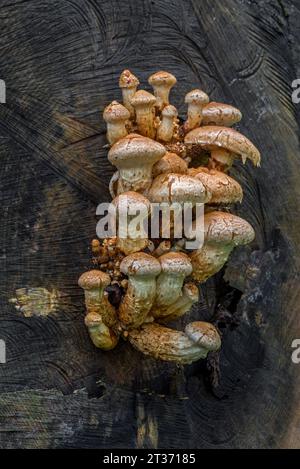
[0,0,300,449]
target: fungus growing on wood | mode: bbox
[156,105,178,142]
[103,101,130,144]
[148,71,177,111]
[119,69,140,118]
[130,90,157,138]
[183,89,210,133]
[202,102,242,127]
[152,152,188,178]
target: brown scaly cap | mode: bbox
[78,270,111,290]
[119,69,139,88]
[120,252,161,277]
[185,89,209,106]
[130,89,156,107]
[148,71,177,87]
[159,251,192,277]
[204,211,255,246]
[112,191,151,211]
[152,152,188,178]
[202,102,242,127]
[108,133,166,167]
[185,321,221,351]
[103,101,130,123]
[188,167,243,204]
[185,126,261,166]
[148,173,211,205]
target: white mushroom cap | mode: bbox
[130,90,156,108]
[159,251,192,277]
[148,71,177,88]
[188,167,243,204]
[108,133,165,168]
[103,100,130,123]
[120,252,161,277]
[152,152,188,178]
[78,270,111,290]
[185,89,209,106]
[204,211,255,245]
[119,70,140,89]
[185,321,221,351]
[184,126,261,166]
[202,102,242,127]
[148,173,211,205]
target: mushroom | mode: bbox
[188,211,255,282]
[156,105,178,142]
[202,102,242,127]
[130,90,157,139]
[103,101,130,145]
[183,89,209,133]
[158,282,199,323]
[119,69,140,118]
[148,71,177,111]
[128,321,221,364]
[153,252,192,314]
[108,133,166,194]
[188,167,243,204]
[152,152,188,178]
[152,240,171,258]
[111,191,151,255]
[78,270,118,349]
[84,312,118,350]
[184,126,261,172]
[118,252,161,328]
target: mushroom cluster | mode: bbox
[78,70,260,365]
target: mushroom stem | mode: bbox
[128,321,221,364]
[190,243,234,282]
[184,89,209,133]
[85,312,118,350]
[156,105,178,142]
[158,283,199,323]
[148,71,177,111]
[119,70,140,118]
[103,101,130,145]
[152,240,171,257]
[208,148,235,172]
[130,90,156,139]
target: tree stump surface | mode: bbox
[0,0,300,449]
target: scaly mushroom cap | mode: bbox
[202,102,242,127]
[148,173,211,205]
[78,270,111,290]
[112,191,151,213]
[148,71,177,88]
[120,252,161,277]
[130,90,156,108]
[185,89,209,106]
[184,126,261,166]
[108,133,166,168]
[204,211,255,246]
[103,100,130,123]
[185,321,221,351]
[119,69,140,89]
[161,104,178,118]
[188,167,243,204]
[152,152,188,177]
[159,251,192,277]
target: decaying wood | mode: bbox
[0,0,300,449]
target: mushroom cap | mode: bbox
[148,173,211,205]
[78,270,111,290]
[120,252,161,277]
[161,104,178,118]
[108,133,166,167]
[182,282,199,302]
[84,312,103,327]
[103,100,130,123]
[130,90,156,107]
[159,251,193,276]
[188,167,243,204]
[148,71,177,87]
[204,211,255,245]
[184,126,261,166]
[202,102,242,126]
[152,152,188,178]
[185,321,221,351]
[112,191,151,213]
[119,69,139,88]
[185,89,209,105]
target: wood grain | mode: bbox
[0,0,300,448]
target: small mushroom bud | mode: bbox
[128,321,221,364]
[184,126,261,172]
[153,252,193,313]
[188,211,255,282]
[112,191,151,255]
[188,167,243,204]
[118,252,161,329]
[148,71,177,111]
[156,105,178,143]
[108,133,165,194]
[103,101,130,145]
[184,89,209,133]
[84,312,118,350]
[202,102,242,127]
[159,282,199,323]
[152,240,171,258]
[119,69,140,118]
[152,152,188,178]
[130,90,157,139]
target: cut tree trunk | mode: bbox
[0,0,300,449]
